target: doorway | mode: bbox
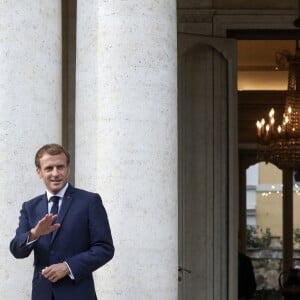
[178,7,299,298]
[178,33,238,300]
[237,36,300,299]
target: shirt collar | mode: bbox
[46,183,69,202]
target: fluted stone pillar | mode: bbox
[1,2,62,299]
[76,1,177,299]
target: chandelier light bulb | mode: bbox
[256,120,261,128]
[285,115,289,123]
[278,125,282,133]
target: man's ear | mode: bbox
[36,168,42,178]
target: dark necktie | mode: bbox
[50,196,60,215]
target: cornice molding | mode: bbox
[178,9,298,36]
[177,9,215,24]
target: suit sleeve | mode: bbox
[10,202,36,258]
[65,194,114,281]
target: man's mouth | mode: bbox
[51,180,62,184]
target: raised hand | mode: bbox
[28,214,60,241]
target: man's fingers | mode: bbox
[45,223,61,234]
[40,214,58,223]
[50,223,61,231]
[41,263,66,282]
[39,215,59,227]
[35,215,61,236]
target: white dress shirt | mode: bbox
[46,183,69,213]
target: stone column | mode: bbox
[76,1,177,299]
[0,2,62,299]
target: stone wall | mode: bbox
[247,247,300,292]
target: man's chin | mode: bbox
[48,183,64,193]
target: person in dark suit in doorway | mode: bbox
[10,143,114,300]
[238,252,257,300]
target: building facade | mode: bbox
[0,0,298,299]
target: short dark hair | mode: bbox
[35,144,70,169]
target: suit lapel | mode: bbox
[36,194,48,222]
[50,185,75,244]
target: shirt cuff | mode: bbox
[64,261,75,280]
[26,234,37,245]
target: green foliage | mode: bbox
[247,227,300,247]
[294,228,300,243]
[247,225,259,248]
[247,225,272,248]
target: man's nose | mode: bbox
[52,168,59,175]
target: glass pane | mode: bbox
[246,162,282,296]
[293,177,300,263]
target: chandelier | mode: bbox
[256,41,300,170]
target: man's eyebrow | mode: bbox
[44,165,53,169]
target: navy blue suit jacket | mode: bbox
[10,184,114,300]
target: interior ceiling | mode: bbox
[237,40,297,145]
[238,40,297,91]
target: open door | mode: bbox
[178,33,238,300]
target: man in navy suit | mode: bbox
[10,144,114,300]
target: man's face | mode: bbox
[36,152,70,194]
